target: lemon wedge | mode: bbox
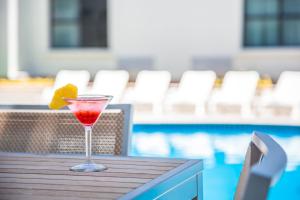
[49,84,78,110]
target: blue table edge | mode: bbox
[119,159,204,200]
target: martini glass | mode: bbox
[64,95,112,172]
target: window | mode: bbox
[244,0,300,47]
[51,0,107,48]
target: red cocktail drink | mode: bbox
[66,97,110,126]
[64,95,112,172]
[74,110,101,126]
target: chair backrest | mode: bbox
[221,71,259,102]
[178,70,216,101]
[91,70,129,103]
[0,104,133,156]
[133,70,171,103]
[54,70,90,94]
[234,132,287,200]
[274,71,300,102]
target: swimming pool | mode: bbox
[131,124,300,200]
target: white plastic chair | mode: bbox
[210,71,259,116]
[127,70,171,113]
[165,70,216,115]
[91,70,129,103]
[42,70,90,103]
[259,71,300,118]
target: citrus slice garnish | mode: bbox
[49,83,78,110]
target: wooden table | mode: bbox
[0,153,203,200]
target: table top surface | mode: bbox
[0,153,203,200]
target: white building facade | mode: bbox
[0,0,300,79]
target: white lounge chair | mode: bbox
[91,70,129,103]
[258,71,300,118]
[126,70,171,113]
[42,70,90,103]
[209,71,259,116]
[164,70,216,115]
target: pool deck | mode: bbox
[134,112,300,126]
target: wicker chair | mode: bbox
[0,104,132,156]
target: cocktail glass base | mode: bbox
[70,161,107,172]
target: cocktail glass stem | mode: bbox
[85,126,92,162]
[69,125,107,172]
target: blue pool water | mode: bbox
[131,124,300,200]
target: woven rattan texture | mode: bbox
[0,110,124,155]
